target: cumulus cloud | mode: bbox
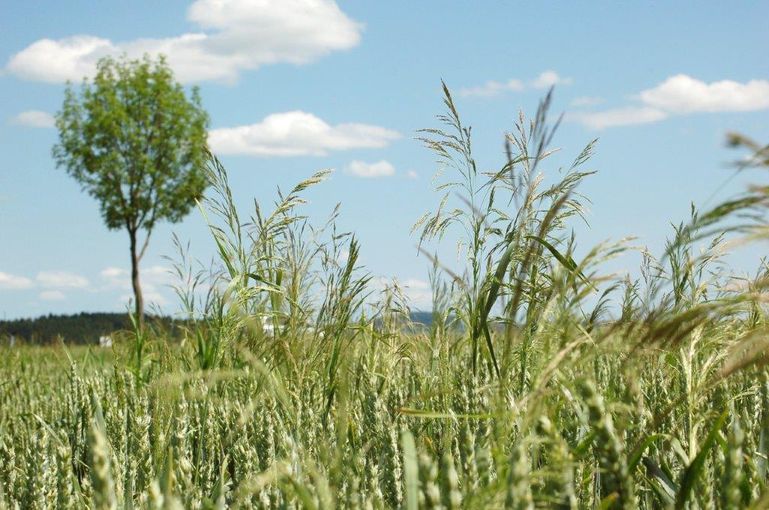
[531,70,572,89]
[36,271,89,289]
[345,160,396,178]
[459,71,572,98]
[459,79,524,98]
[101,265,171,288]
[100,265,173,307]
[571,74,769,130]
[639,74,769,113]
[209,111,400,157]
[568,107,668,130]
[10,110,55,128]
[100,267,132,293]
[5,0,363,84]
[0,272,34,290]
[0,269,91,291]
[0,267,174,308]
[407,170,418,180]
[39,290,66,301]
[100,267,125,280]
[7,36,115,84]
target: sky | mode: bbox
[1,0,768,319]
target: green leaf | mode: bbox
[674,410,729,509]
[628,433,665,471]
[402,430,419,510]
[642,457,677,503]
[526,235,593,290]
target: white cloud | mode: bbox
[568,107,668,130]
[141,266,173,285]
[36,271,89,289]
[460,71,572,98]
[403,278,431,309]
[531,70,572,89]
[101,265,172,308]
[101,265,171,288]
[10,110,55,128]
[571,74,769,130]
[345,160,396,178]
[570,96,603,107]
[0,269,90,291]
[209,111,400,157]
[639,74,769,113]
[39,290,66,301]
[0,272,34,290]
[5,0,362,84]
[407,170,418,180]
[7,36,115,84]
[459,79,524,98]
[100,267,125,279]
[100,267,131,291]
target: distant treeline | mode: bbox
[0,311,437,346]
[0,312,185,346]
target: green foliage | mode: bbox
[53,54,209,232]
[52,54,209,325]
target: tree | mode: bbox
[53,54,209,327]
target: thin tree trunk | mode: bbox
[129,228,144,329]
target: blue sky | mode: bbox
[1,1,768,319]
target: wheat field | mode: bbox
[1,87,768,509]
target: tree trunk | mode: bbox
[129,228,144,329]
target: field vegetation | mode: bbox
[1,86,768,509]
